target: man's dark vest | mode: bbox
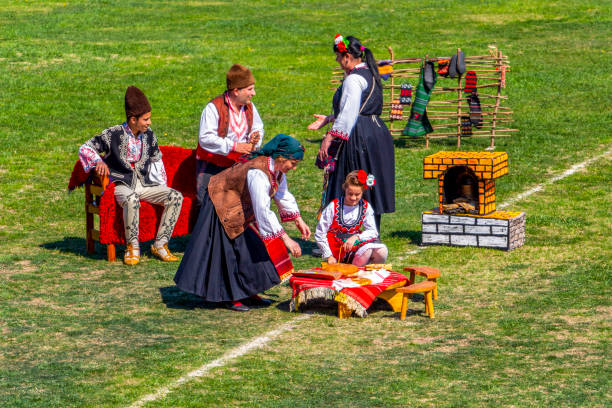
[196,93,254,168]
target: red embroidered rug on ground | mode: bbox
[289,269,408,317]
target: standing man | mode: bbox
[79,86,183,265]
[195,64,264,203]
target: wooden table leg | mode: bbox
[337,302,353,318]
[377,289,404,313]
[400,294,408,320]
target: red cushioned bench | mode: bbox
[68,146,199,261]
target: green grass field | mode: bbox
[0,0,610,407]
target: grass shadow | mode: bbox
[159,285,217,310]
[277,298,338,317]
[293,237,319,257]
[40,237,107,260]
[390,230,422,245]
[40,235,191,261]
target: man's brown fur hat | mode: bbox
[226,64,255,90]
[125,86,151,119]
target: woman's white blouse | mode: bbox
[329,63,369,140]
[247,165,300,241]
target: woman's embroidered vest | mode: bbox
[208,156,277,239]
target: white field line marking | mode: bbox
[397,147,612,260]
[127,314,311,408]
[127,147,612,407]
[498,147,612,209]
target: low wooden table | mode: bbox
[289,268,409,318]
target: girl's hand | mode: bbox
[327,256,337,264]
[295,217,311,240]
[307,114,329,130]
[342,235,358,252]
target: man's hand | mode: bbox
[307,114,330,130]
[294,217,311,240]
[281,234,302,257]
[342,235,358,252]
[248,131,261,145]
[234,143,254,154]
[326,256,337,264]
[95,161,109,178]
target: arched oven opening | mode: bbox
[442,166,479,215]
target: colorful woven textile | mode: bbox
[289,268,408,317]
[403,61,436,137]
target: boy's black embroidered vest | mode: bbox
[85,125,162,188]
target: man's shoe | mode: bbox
[124,244,140,266]
[250,295,274,306]
[226,301,250,312]
[151,243,179,262]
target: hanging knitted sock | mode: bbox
[378,61,393,81]
[456,50,466,75]
[400,83,412,105]
[461,116,473,136]
[464,71,477,93]
[449,54,458,78]
[468,91,483,128]
[403,61,437,137]
[437,59,450,77]
[390,99,403,120]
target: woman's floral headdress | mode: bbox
[334,34,349,54]
[357,170,376,189]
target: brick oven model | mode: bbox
[421,151,525,251]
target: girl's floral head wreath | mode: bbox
[357,170,376,189]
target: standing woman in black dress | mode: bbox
[308,34,395,230]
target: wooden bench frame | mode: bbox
[85,174,115,261]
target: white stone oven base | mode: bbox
[421,210,525,251]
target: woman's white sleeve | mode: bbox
[273,175,300,222]
[248,169,284,241]
[328,74,368,140]
[314,203,335,259]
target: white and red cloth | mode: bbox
[289,268,408,317]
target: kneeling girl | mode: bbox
[315,170,388,266]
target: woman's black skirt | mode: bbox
[173,192,280,302]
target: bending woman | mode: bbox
[308,34,395,230]
[174,134,311,311]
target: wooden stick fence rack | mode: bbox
[332,46,517,149]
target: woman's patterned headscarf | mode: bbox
[245,133,305,161]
